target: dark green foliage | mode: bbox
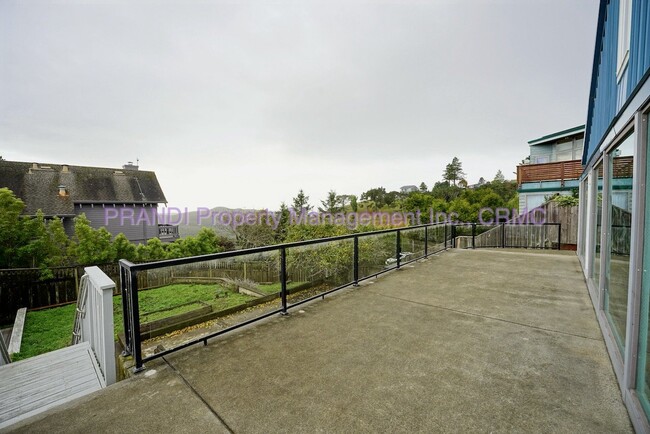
[443,157,465,186]
[292,189,312,212]
[319,190,343,213]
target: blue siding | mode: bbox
[584,0,650,165]
[627,0,650,94]
[585,0,619,164]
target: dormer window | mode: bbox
[58,185,68,196]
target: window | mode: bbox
[592,161,604,288]
[617,0,632,81]
[636,112,650,417]
[535,156,549,164]
[604,132,635,351]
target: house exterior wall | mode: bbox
[584,0,650,165]
[75,203,159,244]
[530,138,584,163]
[578,1,650,431]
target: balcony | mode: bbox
[9,249,632,432]
[516,159,583,186]
[157,224,179,240]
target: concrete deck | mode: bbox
[4,249,633,433]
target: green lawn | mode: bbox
[11,303,77,361]
[12,283,256,361]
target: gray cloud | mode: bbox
[1,0,598,209]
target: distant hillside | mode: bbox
[175,206,256,239]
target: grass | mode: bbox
[12,281,310,361]
[13,283,256,361]
[257,281,306,295]
[11,304,77,361]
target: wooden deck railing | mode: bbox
[517,160,583,185]
[517,156,633,186]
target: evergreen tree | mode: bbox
[443,157,465,186]
[292,189,312,212]
[319,190,343,213]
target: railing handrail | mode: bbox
[81,266,116,386]
[119,222,452,371]
[120,222,446,272]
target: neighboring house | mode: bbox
[400,185,418,194]
[467,177,486,189]
[516,125,585,210]
[577,1,650,431]
[0,160,178,243]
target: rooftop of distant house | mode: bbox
[528,125,586,146]
[0,160,167,216]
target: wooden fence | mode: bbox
[0,263,120,325]
[543,201,578,246]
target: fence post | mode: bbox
[129,269,144,372]
[501,223,506,248]
[451,225,456,248]
[280,247,288,314]
[424,226,429,257]
[557,223,562,250]
[119,262,133,357]
[396,230,401,269]
[353,236,359,285]
[444,224,448,249]
[472,223,476,249]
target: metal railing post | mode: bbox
[396,230,401,269]
[353,235,359,285]
[451,225,456,248]
[501,223,506,248]
[280,247,288,314]
[129,270,144,372]
[444,224,448,249]
[557,223,562,250]
[119,263,132,356]
[424,226,429,257]
[472,223,476,249]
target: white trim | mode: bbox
[599,153,611,313]
[624,113,647,390]
[593,80,650,168]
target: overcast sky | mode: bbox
[1,0,598,210]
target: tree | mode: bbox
[275,202,290,242]
[419,182,428,192]
[443,157,465,186]
[360,187,387,208]
[292,189,312,212]
[235,217,277,249]
[478,177,486,185]
[493,170,505,182]
[384,191,399,207]
[113,233,138,262]
[431,181,462,202]
[0,188,26,267]
[319,190,343,213]
[349,195,358,212]
[71,214,114,265]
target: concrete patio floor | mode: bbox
[5,249,633,433]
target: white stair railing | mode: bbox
[74,266,116,386]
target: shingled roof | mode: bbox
[0,160,168,216]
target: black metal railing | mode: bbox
[451,222,562,250]
[119,222,453,371]
[158,224,179,239]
